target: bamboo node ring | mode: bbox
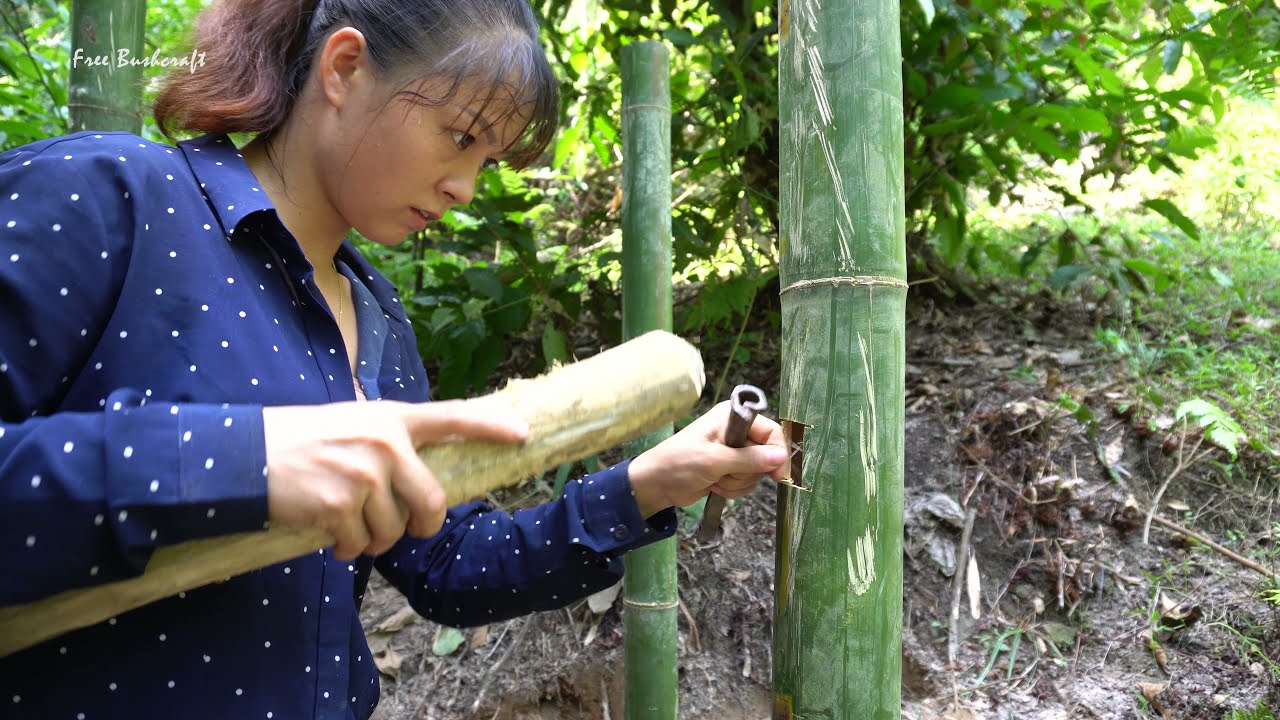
[779,276,908,295]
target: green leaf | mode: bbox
[919,115,981,137]
[923,84,983,113]
[1208,266,1233,287]
[1020,238,1049,276]
[1097,66,1124,95]
[1167,3,1195,28]
[1206,426,1240,458]
[541,325,569,367]
[552,462,573,498]
[1049,264,1090,290]
[463,267,503,301]
[1211,89,1226,124]
[1161,89,1211,107]
[1176,398,1228,424]
[906,71,927,99]
[936,215,964,267]
[433,627,466,656]
[1019,125,1075,162]
[1175,398,1243,459]
[1141,199,1200,240]
[489,285,530,334]
[467,335,504,390]
[552,121,581,170]
[1141,50,1164,88]
[1000,8,1027,31]
[1030,105,1109,135]
[976,83,1022,105]
[662,28,697,49]
[915,0,936,25]
[1162,40,1184,75]
[1122,258,1163,277]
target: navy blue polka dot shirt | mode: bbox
[0,131,676,719]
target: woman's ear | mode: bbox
[317,26,373,111]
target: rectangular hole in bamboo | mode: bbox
[782,420,805,488]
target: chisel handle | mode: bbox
[696,384,767,542]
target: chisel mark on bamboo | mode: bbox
[846,528,875,596]
[788,0,857,268]
[857,333,878,502]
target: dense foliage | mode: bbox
[1,0,1277,398]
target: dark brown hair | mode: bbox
[152,0,559,167]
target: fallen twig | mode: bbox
[948,506,979,666]
[1150,515,1278,582]
[1143,425,1211,544]
[471,617,534,714]
[1094,560,1143,586]
[677,597,701,654]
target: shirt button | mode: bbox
[612,525,630,541]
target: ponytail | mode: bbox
[153,0,320,140]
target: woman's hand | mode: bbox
[626,401,788,518]
[262,401,528,560]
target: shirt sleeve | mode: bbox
[374,459,678,627]
[0,138,269,608]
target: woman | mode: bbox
[0,0,786,717]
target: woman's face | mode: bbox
[314,29,531,246]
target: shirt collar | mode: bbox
[177,133,273,237]
[176,133,408,321]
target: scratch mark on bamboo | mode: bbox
[846,528,875,596]
[857,333,878,502]
[783,0,855,267]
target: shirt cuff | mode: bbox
[566,458,677,556]
[104,391,269,557]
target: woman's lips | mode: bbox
[411,208,438,231]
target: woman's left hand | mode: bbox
[626,401,789,518]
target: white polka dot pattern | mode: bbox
[0,131,677,719]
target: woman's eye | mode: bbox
[451,130,475,151]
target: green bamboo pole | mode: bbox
[771,0,906,715]
[620,40,677,720]
[69,0,147,133]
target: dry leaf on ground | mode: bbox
[1139,682,1171,718]
[373,604,418,634]
[374,646,404,679]
[1104,437,1124,466]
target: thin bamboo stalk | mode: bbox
[620,40,678,720]
[0,330,703,658]
[772,0,907,715]
[69,0,147,133]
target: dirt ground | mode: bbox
[362,293,1279,719]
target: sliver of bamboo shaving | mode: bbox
[0,330,704,657]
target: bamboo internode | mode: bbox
[0,330,704,657]
[619,40,679,720]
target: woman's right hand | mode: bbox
[262,401,528,560]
